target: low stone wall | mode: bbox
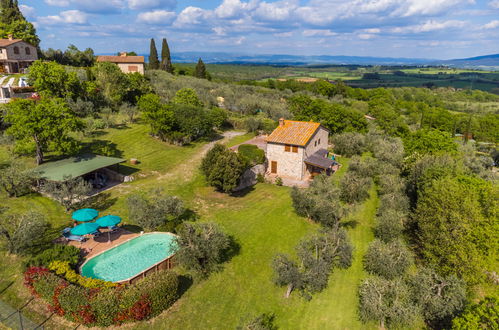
[234,162,267,191]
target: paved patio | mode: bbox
[60,228,139,259]
[230,135,267,152]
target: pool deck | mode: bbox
[64,228,140,259]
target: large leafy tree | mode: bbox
[452,297,499,330]
[201,144,247,193]
[28,60,83,100]
[0,0,40,47]
[415,175,498,285]
[149,38,159,70]
[404,129,457,159]
[172,88,203,107]
[137,93,175,140]
[160,38,174,73]
[5,98,83,164]
[174,222,231,278]
[92,61,128,106]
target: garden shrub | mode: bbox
[27,244,81,268]
[238,144,265,166]
[48,260,116,289]
[24,267,180,327]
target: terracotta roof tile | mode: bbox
[0,39,25,47]
[266,120,321,146]
[96,55,145,64]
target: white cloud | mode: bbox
[253,0,298,21]
[392,20,467,33]
[173,6,212,27]
[215,0,257,19]
[482,20,499,29]
[137,10,176,24]
[489,0,499,9]
[302,29,336,37]
[19,5,36,19]
[363,28,381,34]
[128,0,176,10]
[44,0,70,6]
[358,33,376,39]
[38,10,88,25]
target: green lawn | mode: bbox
[1,126,380,329]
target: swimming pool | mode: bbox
[80,232,178,283]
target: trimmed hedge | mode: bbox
[25,267,179,326]
[238,144,265,166]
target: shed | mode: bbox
[33,154,126,187]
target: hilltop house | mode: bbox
[266,119,335,181]
[96,53,145,74]
[0,35,38,74]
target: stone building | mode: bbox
[96,53,145,74]
[0,36,38,74]
[266,119,335,181]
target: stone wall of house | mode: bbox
[117,62,145,74]
[0,42,37,61]
[266,142,305,180]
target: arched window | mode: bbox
[13,46,19,54]
[25,47,30,55]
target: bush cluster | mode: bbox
[238,144,266,166]
[24,267,179,327]
[48,261,116,289]
[26,244,81,268]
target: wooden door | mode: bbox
[271,161,277,174]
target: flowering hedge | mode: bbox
[48,260,116,289]
[24,267,179,326]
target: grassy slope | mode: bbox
[1,126,380,329]
[137,156,378,330]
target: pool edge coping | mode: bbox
[79,231,179,283]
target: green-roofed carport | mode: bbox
[33,154,126,182]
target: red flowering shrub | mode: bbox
[24,268,179,327]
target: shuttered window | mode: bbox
[292,146,298,153]
[284,145,291,152]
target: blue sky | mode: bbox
[19,0,499,59]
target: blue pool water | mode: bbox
[81,233,177,282]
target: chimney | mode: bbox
[120,52,127,57]
[279,118,285,127]
[7,34,13,40]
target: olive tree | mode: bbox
[41,176,92,211]
[201,144,247,193]
[363,239,413,279]
[340,172,372,204]
[374,208,406,243]
[359,276,418,329]
[174,222,231,278]
[0,209,49,254]
[126,190,184,231]
[0,159,33,197]
[410,268,467,326]
[291,176,347,228]
[331,132,366,157]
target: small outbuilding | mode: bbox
[33,154,128,191]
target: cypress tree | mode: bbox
[148,38,159,70]
[194,58,207,79]
[160,38,174,74]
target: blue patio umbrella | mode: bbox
[72,208,99,222]
[95,215,122,243]
[70,222,100,236]
[95,215,122,228]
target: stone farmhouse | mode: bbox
[266,119,335,181]
[0,35,38,74]
[96,53,145,74]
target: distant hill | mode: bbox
[435,54,499,70]
[167,52,431,66]
[132,51,499,70]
